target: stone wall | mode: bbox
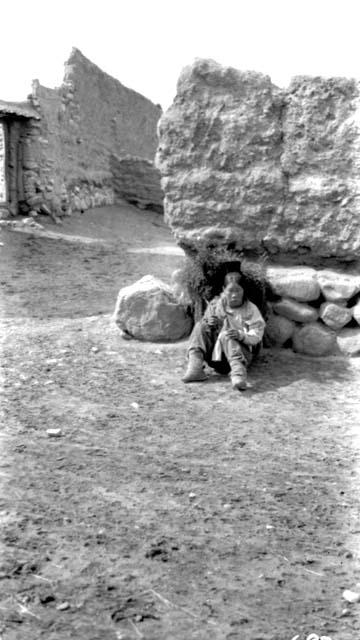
[23,48,162,215]
[156,59,360,266]
[264,266,360,356]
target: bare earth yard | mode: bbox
[1,203,360,640]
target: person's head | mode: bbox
[223,272,245,308]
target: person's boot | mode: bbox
[229,357,247,391]
[182,350,208,383]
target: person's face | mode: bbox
[223,282,244,308]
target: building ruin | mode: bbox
[0,48,163,220]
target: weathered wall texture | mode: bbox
[156,59,360,264]
[25,48,162,214]
[281,77,360,260]
[110,155,163,211]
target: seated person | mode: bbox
[182,272,266,391]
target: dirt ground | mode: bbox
[1,203,360,640]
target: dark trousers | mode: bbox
[187,321,254,374]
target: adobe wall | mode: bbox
[156,59,360,266]
[23,48,162,216]
[157,59,360,356]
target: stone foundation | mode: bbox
[264,265,360,356]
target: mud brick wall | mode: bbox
[156,59,360,265]
[24,48,162,215]
[157,59,360,357]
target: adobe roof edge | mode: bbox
[0,100,40,120]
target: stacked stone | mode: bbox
[68,181,114,213]
[265,266,360,356]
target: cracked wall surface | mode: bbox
[156,59,360,265]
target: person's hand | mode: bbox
[225,328,244,341]
[207,315,219,328]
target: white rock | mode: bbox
[265,266,320,301]
[46,429,62,437]
[114,275,193,341]
[337,328,360,357]
[130,402,140,410]
[319,302,353,330]
[352,300,360,325]
[342,589,360,603]
[317,270,360,302]
[292,322,337,356]
[273,297,318,323]
[264,313,295,346]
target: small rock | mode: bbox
[56,601,70,611]
[337,327,360,356]
[46,429,62,438]
[130,402,140,410]
[353,300,360,325]
[188,492,196,500]
[342,589,360,603]
[317,270,360,302]
[90,347,99,353]
[319,301,352,330]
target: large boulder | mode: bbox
[114,275,193,341]
[156,59,360,261]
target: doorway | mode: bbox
[0,120,7,205]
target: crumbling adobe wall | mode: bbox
[25,48,162,215]
[110,154,163,212]
[156,59,360,356]
[156,58,360,264]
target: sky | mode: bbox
[1,0,360,110]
